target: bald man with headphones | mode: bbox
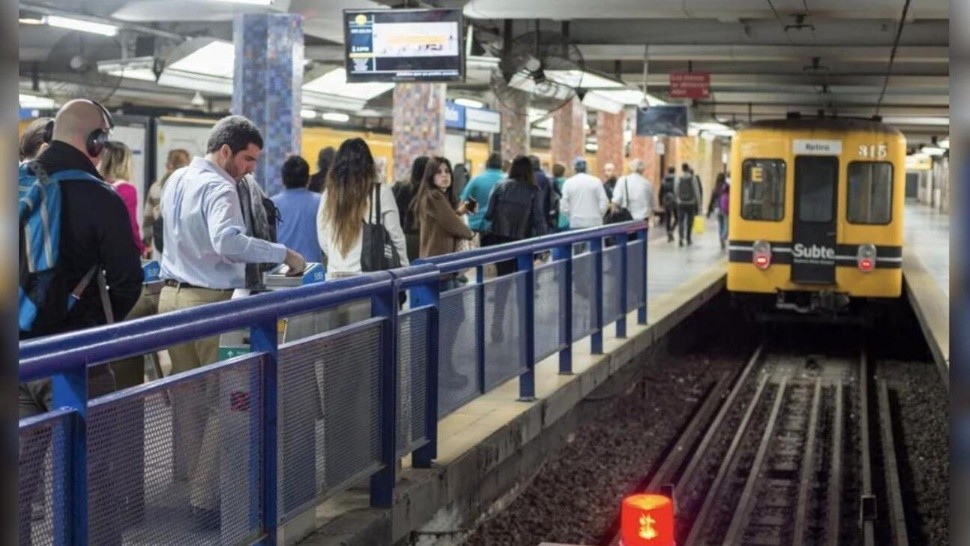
[19,99,143,545]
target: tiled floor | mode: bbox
[904,202,950,297]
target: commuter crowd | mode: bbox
[17,100,728,542]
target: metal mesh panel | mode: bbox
[602,246,624,324]
[626,240,646,311]
[277,319,383,517]
[397,308,430,457]
[86,354,265,545]
[483,272,528,391]
[438,285,481,417]
[571,251,597,341]
[534,261,567,361]
[19,411,70,546]
[281,299,372,344]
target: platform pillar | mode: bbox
[500,98,529,160]
[596,110,624,180]
[392,83,447,182]
[552,96,586,171]
[232,12,303,197]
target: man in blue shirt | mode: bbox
[459,152,504,233]
[271,155,323,263]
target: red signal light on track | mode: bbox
[620,494,674,546]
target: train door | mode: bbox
[791,156,839,284]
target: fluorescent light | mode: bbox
[585,143,599,152]
[19,94,56,109]
[881,116,950,126]
[547,70,624,89]
[169,41,235,79]
[322,112,350,123]
[19,17,44,25]
[210,0,275,4]
[303,69,394,101]
[300,109,317,119]
[44,15,118,37]
[921,146,946,156]
[454,97,484,109]
[581,91,624,115]
[939,138,949,149]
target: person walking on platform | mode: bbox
[561,157,609,230]
[158,115,305,529]
[308,146,334,193]
[392,155,428,262]
[602,162,618,200]
[708,172,730,250]
[459,152,504,237]
[675,162,703,247]
[610,158,655,223]
[659,166,678,242]
[272,155,323,264]
[18,99,144,546]
[483,155,548,341]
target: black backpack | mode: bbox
[676,175,698,204]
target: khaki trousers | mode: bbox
[158,285,232,508]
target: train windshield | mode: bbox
[847,162,893,225]
[740,159,786,221]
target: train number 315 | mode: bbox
[858,144,888,158]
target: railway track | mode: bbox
[605,342,913,546]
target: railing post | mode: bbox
[370,285,398,507]
[591,237,604,354]
[411,277,440,468]
[517,251,537,401]
[52,370,87,546]
[250,319,279,544]
[616,231,629,339]
[638,228,648,325]
[476,267,486,396]
[552,244,573,374]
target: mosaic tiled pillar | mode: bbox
[500,104,529,160]
[552,97,586,174]
[232,13,303,197]
[392,83,446,182]
[595,111,624,179]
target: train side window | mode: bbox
[741,159,786,221]
[847,162,893,225]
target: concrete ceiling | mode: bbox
[18,0,949,145]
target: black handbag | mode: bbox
[361,183,403,272]
[604,176,634,224]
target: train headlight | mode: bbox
[752,240,771,270]
[857,243,876,273]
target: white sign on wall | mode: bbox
[793,139,842,155]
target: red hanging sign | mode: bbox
[669,72,710,99]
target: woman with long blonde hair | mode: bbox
[99,140,147,256]
[316,138,408,278]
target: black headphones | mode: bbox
[42,100,115,157]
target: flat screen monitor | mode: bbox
[636,105,689,136]
[344,9,464,83]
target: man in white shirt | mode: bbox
[158,115,305,528]
[610,158,656,223]
[561,157,609,229]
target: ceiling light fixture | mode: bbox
[44,15,118,37]
[300,109,317,119]
[210,0,275,5]
[454,98,485,109]
[19,94,56,109]
[322,112,350,123]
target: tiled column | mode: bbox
[500,103,529,160]
[631,135,661,200]
[233,13,303,197]
[551,97,586,173]
[392,83,447,182]
[595,111,624,179]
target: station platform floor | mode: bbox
[901,201,950,374]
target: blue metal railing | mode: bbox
[18,220,648,546]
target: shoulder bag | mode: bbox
[361,184,403,272]
[604,176,634,224]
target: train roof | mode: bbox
[738,118,904,136]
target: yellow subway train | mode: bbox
[726,117,907,314]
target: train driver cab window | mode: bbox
[847,162,893,224]
[741,159,786,221]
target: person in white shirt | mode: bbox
[560,157,609,229]
[610,158,656,223]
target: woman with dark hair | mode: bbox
[316,138,408,278]
[392,155,429,262]
[411,156,474,288]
